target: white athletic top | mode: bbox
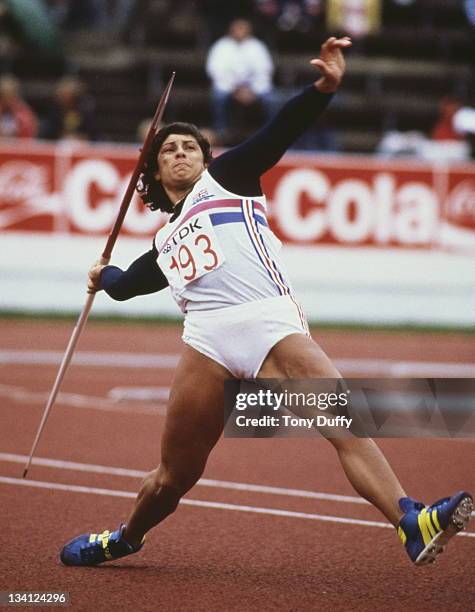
[205,35,274,96]
[153,170,296,313]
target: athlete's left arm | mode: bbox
[88,248,169,301]
[209,36,351,196]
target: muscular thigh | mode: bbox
[161,344,231,467]
[258,334,350,438]
[257,333,341,379]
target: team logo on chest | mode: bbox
[192,189,213,205]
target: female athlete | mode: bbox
[60,37,472,568]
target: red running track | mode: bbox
[0,320,474,611]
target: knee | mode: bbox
[161,470,199,498]
[145,463,202,501]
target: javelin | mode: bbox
[22,72,176,479]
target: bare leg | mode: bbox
[329,437,406,525]
[124,346,230,547]
[258,333,406,526]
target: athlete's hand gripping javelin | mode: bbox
[88,261,106,293]
[311,36,352,94]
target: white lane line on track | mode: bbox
[2,453,474,519]
[0,452,369,505]
[0,476,473,537]
[1,350,474,377]
[0,384,167,415]
[0,350,179,368]
[334,359,475,377]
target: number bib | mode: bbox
[158,213,225,290]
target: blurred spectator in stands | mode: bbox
[253,1,324,48]
[454,105,475,158]
[453,106,475,136]
[206,17,274,144]
[431,96,464,142]
[0,75,38,139]
[327,0,381,37]
[303,0,324,22]
[278,0,323,33]
[377,130,426,158]
[429,95,472,159]
[43,77,97,141]
[377,96,473,161]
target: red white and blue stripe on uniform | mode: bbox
[241,198,309,334]
[156,197,309,333]
[157,198,266,255]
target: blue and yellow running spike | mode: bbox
[60,524,144,566]
[397,491,473,565]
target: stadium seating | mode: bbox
[9,0,475,153]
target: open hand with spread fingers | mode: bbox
[311,36,352,94]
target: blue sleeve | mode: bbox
[100,249,168,301]
[209,86,333,196]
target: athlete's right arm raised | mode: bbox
[209,36,351,195]
[88,249,168,301]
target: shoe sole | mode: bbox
[415,495,473,566]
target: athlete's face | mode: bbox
[156,134,206,191]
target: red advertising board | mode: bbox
[0,140,474,251]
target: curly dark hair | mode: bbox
[145,122,213,175]
[141,122,213,213]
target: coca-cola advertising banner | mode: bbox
[0,141,474,250]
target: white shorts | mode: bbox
[182,295,309,378]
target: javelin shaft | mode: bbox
[102,72,175,261]
[22,291,97,478]
[22,73,176,478]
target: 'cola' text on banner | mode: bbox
[0,141,473,251]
